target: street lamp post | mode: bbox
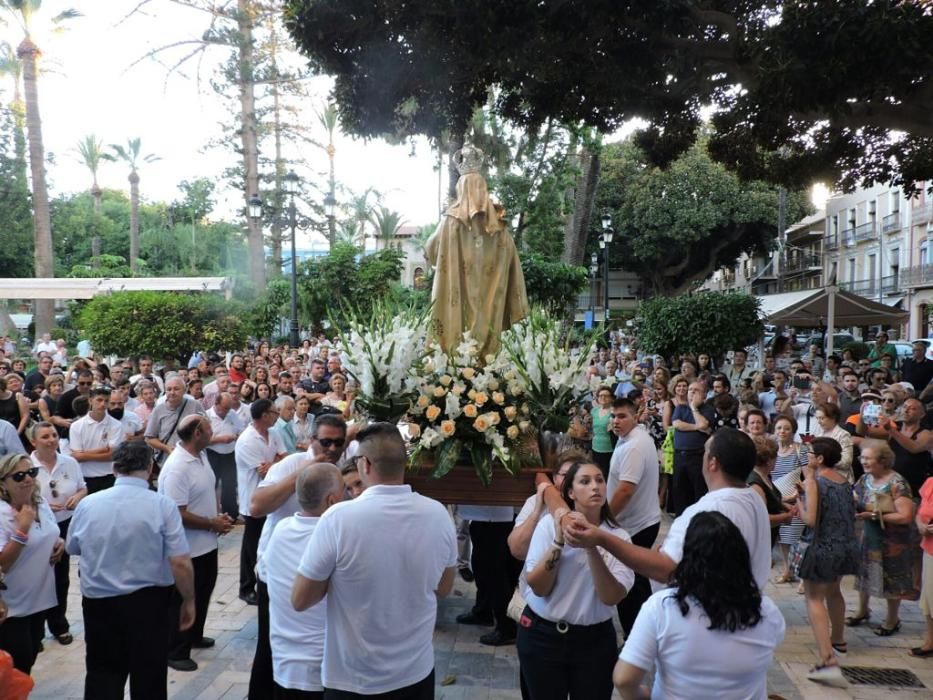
[589,252,599,320]
[601,214,614,323]
[283,170,301,348]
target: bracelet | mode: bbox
[10,534,28,546]
[13,529,28,539]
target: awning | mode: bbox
[0,277,234,300]
[758,287,908,327]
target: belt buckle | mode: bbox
[556,620,569,634]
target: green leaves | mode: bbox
[636,292,763,360]
[432,438,461,480]
[519,253,588,318]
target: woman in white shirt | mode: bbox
[30,421,86,645]
[614,511,785,700]
[518,461,635,700]
[0,453,64,673]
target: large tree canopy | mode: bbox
[596,138,811,297]
[284,0,933,193]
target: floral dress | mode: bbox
[854,472,921,600]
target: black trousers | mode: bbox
[0,611,46,673]
[240,514,266,597]
[85,474,116,494]
[169,548,218,660]
[45,517,72,636]
[672,449,707,516]
[248,580,274,700]
[82,585,174,700]
[324,670,434,700]
[469,521,521,635]
[207,450,238,516]
[616,522,660,637]
[274,683,323,700]
[592,450,612,479]
[517,608,616,700]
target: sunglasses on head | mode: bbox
[6,467,39,482]
[316,437,345,448]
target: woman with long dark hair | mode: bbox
[518,461,634,699]
[614,511,784,699]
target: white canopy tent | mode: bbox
[0,277,234,300]
[758,285,908,356]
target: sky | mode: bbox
[0,1,442,249]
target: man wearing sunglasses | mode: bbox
[246,414,348,697]
[54,368,94,440]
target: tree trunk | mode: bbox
[561,146,601,266]
[238,0,265,291]
[91,180,102,259]
[129,170,140,271]
[268,15,284,273]
[446,134,464,207]
[17,37,54,338]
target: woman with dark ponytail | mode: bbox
[614,511,785,699]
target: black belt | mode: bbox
[523,606,612,635]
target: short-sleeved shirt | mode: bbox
[0,498,58,616]
[266,514,326,692]
[31,452,86,523]
[235,424,285,517]
[66,476,190,598]
[297,484,456,695]
[0,420,20,456]
[608,426,661,535]
[661,487,772,590]
[256,452,313,580]
[158,447,219,558]
[619,589,785,700]
[672,403,715,451]
[144,397,205,453]
[206,407,244,456]
[68,413,125,478]
[524,515,635,626]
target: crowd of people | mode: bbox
[0,328,931,698]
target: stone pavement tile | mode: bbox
[219,682,250,699]
[435,685,489,700]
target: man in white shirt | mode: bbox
[68,388,125,493]
[607,398,661,636]
[158,415,234,672]
[723,349,756,391]
[108,390,142,440]
[564,427,772,592]
[205,393,244,517]
[265,463,345,699]
[247,414,347,699]
[33,332,56,357]
[292,422,457,698]
[235,398,287,606]
[130,355,165,394]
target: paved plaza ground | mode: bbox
[28,514,933,699]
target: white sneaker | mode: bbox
[807,663,847,687]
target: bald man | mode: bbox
[158,415,234,671]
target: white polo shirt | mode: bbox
[68,412,125,478]
[660,487,771,590]
[0,498,58,616]
[608,425,661,536]
[266,513,325,692]
[120,410,143,438]
[158,446,219,558]
[235,424,285,518]
[206,407,244,456]
[255,452,314,580]
[524,515,634,626]
[31,452,86,524]
[297,484,457,694]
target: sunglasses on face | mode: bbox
[6,467,39,482]
[316,437,345,448]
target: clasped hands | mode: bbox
[558,511,601,549]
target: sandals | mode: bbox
[831,642,847,655]
[909,646,933,658]
[874,621,901,637]
[845,611,871,627]
[773,572,798,584]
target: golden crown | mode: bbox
[453,143,485,176]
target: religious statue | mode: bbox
[425,144,529,358]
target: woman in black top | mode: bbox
[749,435,795,547]
[885,398,932,497]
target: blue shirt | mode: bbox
[272,418,297,454]
[672,403,715,451]
[65,476,190,598]
[0,420,20,456]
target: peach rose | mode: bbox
[492,391,506,405]
[473,416,490,432]
[463,403,479,418]
[439,374,452,386]
[408,423,421,438]
[433,385,447,398]
[504,406,518,421]
[425,405,441,422]
[474,392,489,407]
[417,394,431,409]
[506,425,520,440]
[440,420,456,437]
[461,367,475,380]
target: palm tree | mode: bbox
[370,206,406,250]
[316,101,338,246]
[76,134,112,259]
[110,138,160,272]
[2,1,80,337]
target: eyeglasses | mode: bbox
[858,362,870,367]
[316,437,345,448]
[5,467,39,482]
[882,398,896,403]
[49,479,58,498]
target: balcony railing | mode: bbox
[784,253,822,274]
[841,228,856,246]
[901,264,933,287]
[839,274,899,297]
[854,221,876,242]
[882,212,901,233]
[913,202,933,225]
